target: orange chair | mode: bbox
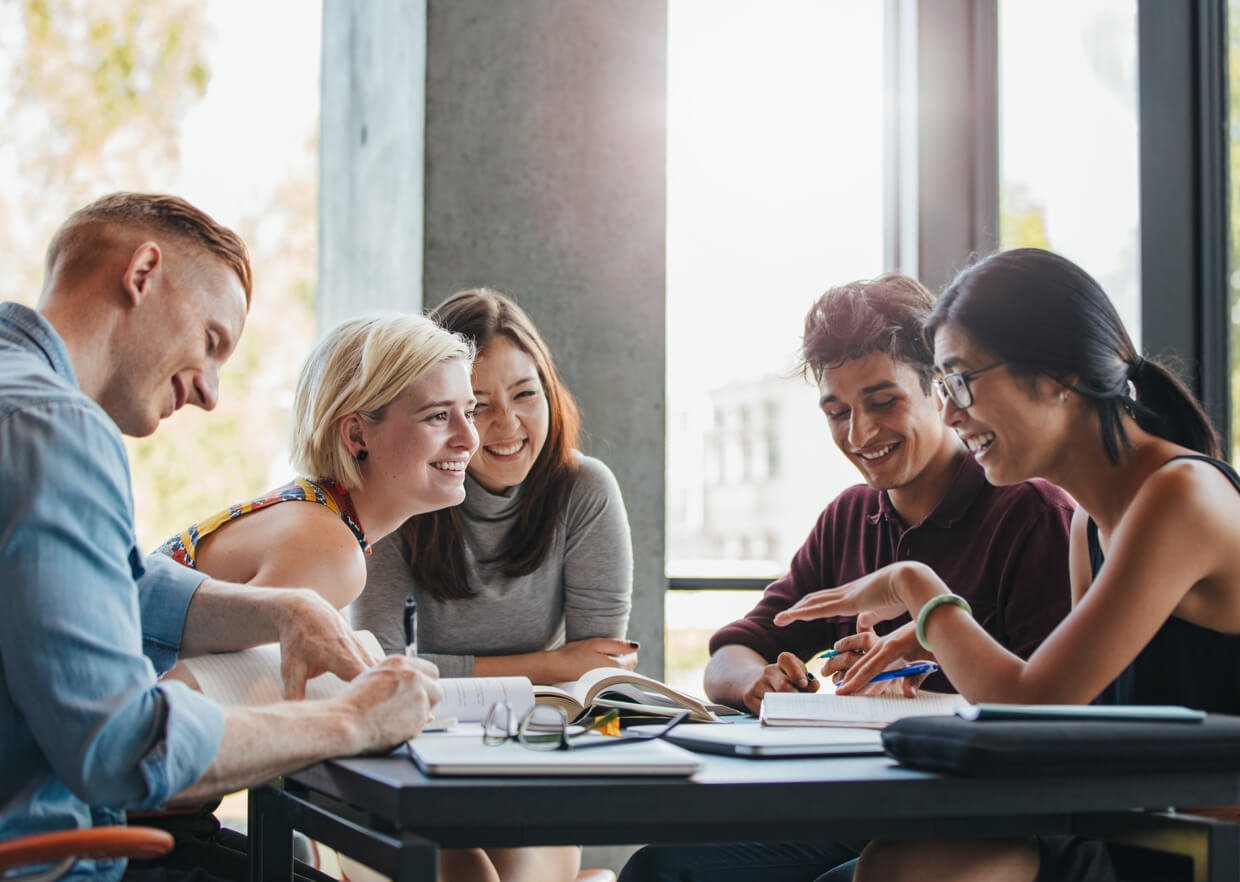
[0,826,174,882]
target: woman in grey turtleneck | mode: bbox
[353,288,634,882]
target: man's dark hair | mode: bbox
[800,272,936,393]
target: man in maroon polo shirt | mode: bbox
[619,274,1073,882]
[705,272,1073,714]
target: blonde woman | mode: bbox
[158,312,478,610]
[158,313,491,881]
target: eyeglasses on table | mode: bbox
[482,701,691,751]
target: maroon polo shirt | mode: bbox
[709,454,1074,692]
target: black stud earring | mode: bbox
[356,449,369,462]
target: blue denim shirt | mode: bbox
[0,303,225,880]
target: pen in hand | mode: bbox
[863,661,938,685]
[817,648,865,660]
[403,595,418,658]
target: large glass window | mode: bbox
[0,1,320,550]
[997,0,1140,343]
[665,0,887,692]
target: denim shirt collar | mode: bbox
[0,302,78,388]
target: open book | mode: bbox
[177,632,533,725]
[760,690,967,729]
[177,636,738,725]
[536,667,743,724]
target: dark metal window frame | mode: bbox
[1138,0,1231,452]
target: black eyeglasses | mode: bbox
[482,701,690,751]
[932,361,1004,409]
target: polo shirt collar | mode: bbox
[872,452,984,528]
[0,302,78,387]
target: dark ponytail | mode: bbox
[1126,357,1219,457]
[926,248,1219,463]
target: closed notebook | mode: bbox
[407,732,701,776]
[629,721,885,758]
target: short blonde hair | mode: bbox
[290,313,474,489]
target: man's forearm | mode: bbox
[172,699,360,804]
[173,656,437,803]
[179,580,312,656]
[703,645,768,706]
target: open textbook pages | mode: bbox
[536,667,744,724]
[178,631,535,726]
[178,638,738,727]
[178,630,387,705]
[760,691,967,729]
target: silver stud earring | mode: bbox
[1059,391,1068,404]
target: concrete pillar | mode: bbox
[319,0,428,328]
[319,0,668,678]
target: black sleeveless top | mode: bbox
[1090,454,1240,713]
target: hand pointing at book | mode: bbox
[773,562,936,630]
[274,590,382,700]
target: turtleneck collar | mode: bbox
[463,472,524,521]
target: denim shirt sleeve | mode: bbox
[138,552,208,675]
[0,399,224,807]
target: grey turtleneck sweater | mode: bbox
[352,454,633,676]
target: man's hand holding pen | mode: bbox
[741,651,821,715]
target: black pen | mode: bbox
[403,595,418,657]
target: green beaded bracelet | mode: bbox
[915,594,972,651]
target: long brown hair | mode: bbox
[400,288,582,599]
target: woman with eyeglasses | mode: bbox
[354,288,635,882]
[775,248,1240,882]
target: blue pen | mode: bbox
[865,662,939,684]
